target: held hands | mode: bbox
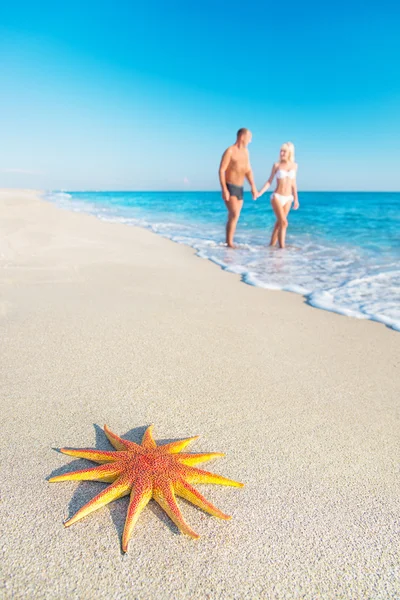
[256,183,269,200]
[252,187,258,201]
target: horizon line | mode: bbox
[52,189,400,194]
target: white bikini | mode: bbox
[271,168,295,207]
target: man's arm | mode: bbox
[245,156,258,200]
[219,148,232,202]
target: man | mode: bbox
[219,128,258,248]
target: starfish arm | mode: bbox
[153,481,200,539]
[104,425,142,452]
[177,452,225,466]
[58,448,121,463]
[174,480,231,520]
[141,425,157,449]
[121,478,153,552]
[159,436,200,454]
[184,466,244,488]
[64,477,132,527]
[49,463,121,483]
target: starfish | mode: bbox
[50,425,244,551]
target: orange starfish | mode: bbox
[50,425,244,551]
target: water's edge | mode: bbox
[43,191,400,332]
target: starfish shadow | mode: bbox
[117,425,148,445]
[48,424,113,480]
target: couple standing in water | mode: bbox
[219,128,299,248]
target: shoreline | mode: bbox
[1,189,399,599]
[43,189,400,332]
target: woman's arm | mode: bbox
[257,163,278,198]
[292,164,299,209]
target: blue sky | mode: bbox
[0,0,399,191]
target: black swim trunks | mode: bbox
[226,182,244,200]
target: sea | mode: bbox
[45,191,400,332]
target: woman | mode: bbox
[257,142,299,248]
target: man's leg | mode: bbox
[225,196,243,248]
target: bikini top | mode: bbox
[276,168,296,180]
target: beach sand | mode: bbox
[1,189,399,599]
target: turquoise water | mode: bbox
[47,191,400,331]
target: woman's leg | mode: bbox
[270,221,279,246]
[270,196,289,248]
[225,196,243,248]
[280,200,293,248]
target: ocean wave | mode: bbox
[44,191,73,202]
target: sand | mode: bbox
[0,189,399,599]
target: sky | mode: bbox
[0,0,399,191]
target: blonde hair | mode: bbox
[281,142,295,163]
